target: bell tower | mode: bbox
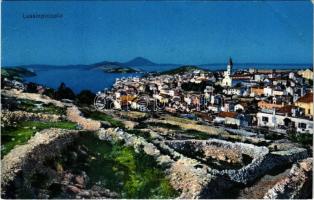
[227,57,233,76]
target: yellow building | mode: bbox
[295,92,313,116]
[298,69,313,80]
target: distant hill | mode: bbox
[2,57,179,72]
[88,60,142,73]
[160,65,208,75]
[123,57,156,66]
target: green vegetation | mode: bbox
[1,121,77,156]
[56,133,178,198]
[81,109,125,128]
[76,90,96,105]
[1,67,36,80]
[181,80,212,92]
[127,129,153,141]
[288,132,313,146]
[160,65,207,75]
[54,82,76,100]
[16,99,66,115]
[146,122,181,130]
[184,129,211,140]
[102,66,140,73]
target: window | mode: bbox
[298,123,306,129]
[262,116,268,122]
[308,109,311,114]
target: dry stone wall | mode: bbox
[66,106,101,131]
[263,158,313,199]
[1,128,80,198]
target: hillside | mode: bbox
[1,67,36,80]
[123,57,156,66]
[159,65,207,75]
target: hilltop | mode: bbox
[159,65,208,75]
[123,57,156,66]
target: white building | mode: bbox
[221,57,233,87]
[257,111,313,134]
[223,88,241,96]
[264,86,273,97]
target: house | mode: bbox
[294,92,313,116]
[214,112,249,127]
[250,87,264,97]
[298,69,313,80]
[257,111,313,134]
[264,86,273,97]
[254,73,268,82]
[234,103,245,112]
[258,100,284,110]
[223,88,241,96]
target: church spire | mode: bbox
[228,57,233,66]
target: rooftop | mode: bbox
[296,92,313,103]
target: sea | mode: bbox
[25,63,312,94]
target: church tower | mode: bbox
[221,57,233,87]
[226,57,233,76]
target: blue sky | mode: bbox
[2,1,313,66]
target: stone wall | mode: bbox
[165,139,308,185]
[2,89,65,108]
[1,128,80,198]
[66,106,101,131]
[1,111,61,127]
[263,158,313,199]
[97,128,235,199]
[95,128,310,199]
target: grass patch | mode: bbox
[56,133,178,199]
[81,109,125,128]
[288,132,313,146]
[146,122,181,130]
[17,99,66,115]
[184,129,211,140]
[1,121,77,157]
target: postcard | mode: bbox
[1,1,313,199]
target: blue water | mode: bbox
[25,64,311,93]
[25,68,140,93]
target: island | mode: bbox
[1,67,36,80]
[160,65,208,75]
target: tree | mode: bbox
[43,88,55,98]
[26,82,38,93]
[55,82,75,100]
[213,84,223,94]
[76,90,96,105]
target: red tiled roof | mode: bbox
[277,105,297,114]
[296,93,313,104]
[218,112,237,118]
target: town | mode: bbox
[97,58,313,136]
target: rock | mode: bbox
[55,162,63,174]
[74,175,85,186]
[67,185,81,194]
[143,143,160,157]
[157,155,174,167]
[78,190,90,198]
